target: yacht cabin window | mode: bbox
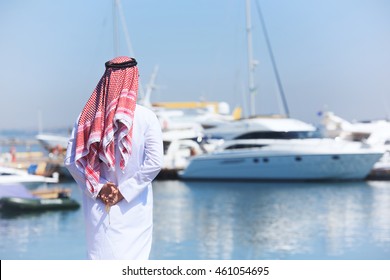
[225,144,268,150]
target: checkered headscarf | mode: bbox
[74,56,139,195]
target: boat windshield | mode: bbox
[234,130,320,140]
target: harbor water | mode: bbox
[1,179,390,260]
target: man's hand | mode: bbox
[98,182,124,206]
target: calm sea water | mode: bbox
[1,179,390,260]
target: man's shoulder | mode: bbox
[135,104,157,117]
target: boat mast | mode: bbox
[255,0,290,117]
[246,0,257,117]
[113,0,145,98]
[113,0,119,57]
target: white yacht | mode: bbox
[160,125,218,172]
[321,111,390,179]
[179,117,384,181]
[36,133,69,153]
[154,102,236,173]
[0,166,59,188]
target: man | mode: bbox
[64,56,163,259]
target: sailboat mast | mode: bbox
[255,0,290,117]
[113,0,119,57]
[246,0,257,117]
[113,0,145,98]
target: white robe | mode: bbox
[64,104,163,260]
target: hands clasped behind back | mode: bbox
[98,182,124,206]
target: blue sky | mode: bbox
[1,0,389,130]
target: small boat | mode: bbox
[0,184,80,213]
[0,196,80,212]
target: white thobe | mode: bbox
[64,104,163,260]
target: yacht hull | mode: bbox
[179,152,383,181]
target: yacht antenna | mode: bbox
[38,110,43,134]
[246,0,258,117]
[255,0,290,117]
[141,65,159,108]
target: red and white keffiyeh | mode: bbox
[75,56,139,194]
